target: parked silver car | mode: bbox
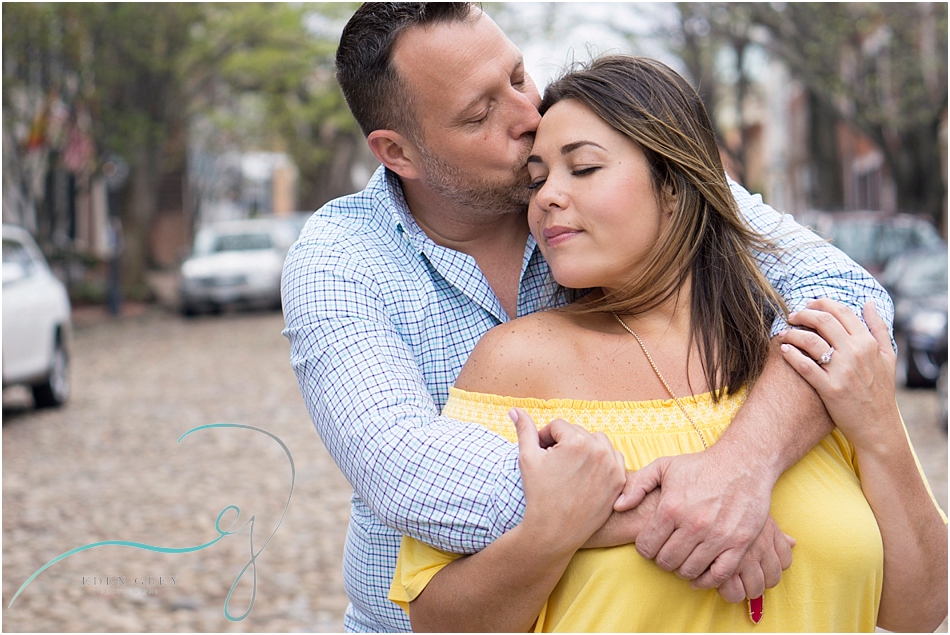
[879,246,948,389]
[179,219,298,316]
[799,210,943,276]
[2,224,72,408]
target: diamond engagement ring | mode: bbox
[817,347,835,365]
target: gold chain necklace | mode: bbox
[611,312,708,450]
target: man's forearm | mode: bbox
[621,337,831,585]
[284,249,528,554]
[712,338,833,485]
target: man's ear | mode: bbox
[367,130,421,180]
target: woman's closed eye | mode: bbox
[526,177,546,191]
[571,166,601,177]
[527,166,602,191]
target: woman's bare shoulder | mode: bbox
[454,311,574,397]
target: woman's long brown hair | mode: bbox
[541,55,788,400]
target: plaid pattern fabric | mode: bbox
[282,166,893,632]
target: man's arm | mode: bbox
[405,430,791,632]
[622,340,826,587]
[282,238,527,552]
[618,180,895,587]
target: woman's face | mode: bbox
[527,100,665,292]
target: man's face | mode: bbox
[392,11,542,215]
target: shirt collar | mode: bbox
[379,168,428,254]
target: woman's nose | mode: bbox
[534,179,567,211]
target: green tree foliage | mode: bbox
[4,3,210,293]
[3,3,363,294]
[184,2,364,211]
[607,3,946,219]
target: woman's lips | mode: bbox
[542,226,582,247]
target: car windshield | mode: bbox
[194,230,273,256]
[889,252,949,297]
[2,237,40,274]
[829,221,877,264]
[831,218,942,267]
[3,239,30,265]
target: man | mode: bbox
[282,3,893,631]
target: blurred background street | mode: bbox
[3,305,947,632]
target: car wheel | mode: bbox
[896,334,910,386]
[896,335,930,388]
[32,335,69,409]
[906,347,935,388]
[938,363,948,432]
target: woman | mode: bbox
[388,55,947,631]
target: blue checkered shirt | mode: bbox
[282,166,893,632]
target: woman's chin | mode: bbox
[552,276,587,290]
[551,271,605,291]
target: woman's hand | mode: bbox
[781,298,948,632]
[778,299,901,453]
[511,408,627,554]
[407,410,627,633]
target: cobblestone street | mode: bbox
[3,307,948,632]
[3,308,352,632]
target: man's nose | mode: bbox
[510,90,542,138]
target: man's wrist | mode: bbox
[715,338,834,486]
[706,431,782,493]
[583,485,661,548]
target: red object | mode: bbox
[748,595,763,624]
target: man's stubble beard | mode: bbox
[416,140,532,217]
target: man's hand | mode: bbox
[615,447,775,587]
[611,339,832,590]
[707,517,795,603]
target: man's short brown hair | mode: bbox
[336,2,477,140]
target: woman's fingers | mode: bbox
[510,408,541,457]
[780,299,902,452]
[786,308,849,352]
[779,327,832,366]
[782,299,891,372]
[804,298,867,336]
[863,301,896,358]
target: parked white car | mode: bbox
[179,219,298,316]
[2,224,72,408]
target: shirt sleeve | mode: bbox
[729,179,895,337]
[388,535,462,615]
[281,238,526,554]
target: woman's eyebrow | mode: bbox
[527,140,606,165]
[561,140,605,155]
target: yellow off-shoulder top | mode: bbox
[389,386,900,632]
